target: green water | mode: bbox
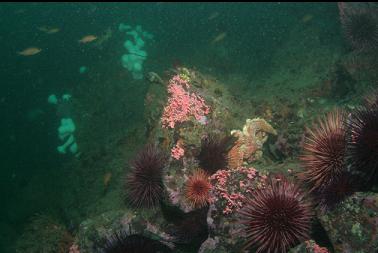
[0,2,377,253]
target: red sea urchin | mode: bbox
[172,208,209,245]
[346,105,378,188]
[316,171,355,211]
[300,109,347,193]
[197,134,236,175]
[238,176,312,253]
[126,144,167,208]
[364,88,378,107]
[341,7,378,51]
[96,230,172,253]
[184,169,211,208]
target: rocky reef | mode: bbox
[15,63,378,253]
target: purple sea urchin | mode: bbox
[238,176,312,253]
[126,144,167,208]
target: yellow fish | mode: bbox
[79,35,97,44]
[18,47,42,56]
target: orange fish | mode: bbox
[18,47,42,56]
[211,32,227,44]
[79,35,97,43]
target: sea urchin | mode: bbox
[238,176,312,253]
[184,169,212,208]
[96,230,172,253]
[300,109,347,193]
[346,105,378,188]
[126,144,167,208]
[316,171,356,211]
[364,88,378,107]
[342,9,378,51]
[197,134,236,175]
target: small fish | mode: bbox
[18,47,42,56]
[38,26,60,34]
[78,35,97,44]
[302,14,314,23]
[211,32,227,44]
[208,11,220,20]
[103,172,112,188]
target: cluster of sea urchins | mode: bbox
[300,109,354,208]
[300,96,378,208]
[126,144,167,208]
[238,175,312,253]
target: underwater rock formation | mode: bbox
[318,192,378,253]
[15,214,74,253]
[74,209,174,253]
[289,240,330,253]
[197,166,269,252]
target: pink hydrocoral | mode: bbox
[161,75,210,129]
[171,141,185,160]
[305,240,329,253]
[210,167,267,215]
[69,243,80,253]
